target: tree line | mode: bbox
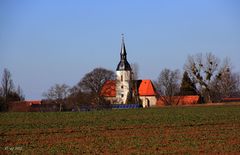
[0,68,25,111]
[43,52,240,111]
[42,68,115,111]
[155,53,240,104]
[1,52,240,111]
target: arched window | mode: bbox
[121,75,123,81]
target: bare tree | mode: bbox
[17,85,25,101]
[78,67,115,104]
[0,68,25,111]
[156,68,181,105]
[0,87,3,97]
[1,68,15,110]
[1,68,14,102]
[210,70,240,102]
[0,87,4,111]
[131,63,139,80]
[184,53,230,102]
[130,63,140,104]
[43,84,70,111]
[68,86,92,111]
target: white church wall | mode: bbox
[140,96,157,107]
[116,70,132,104]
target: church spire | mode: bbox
[121,34,127,60]
[116,34,131,71]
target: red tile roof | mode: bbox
[138,80,156,96]
[100,79,156,97]
[100,80,116,97]
[157,95,200,106]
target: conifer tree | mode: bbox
[180,71,198,95]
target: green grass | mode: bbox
[1,105,240,154]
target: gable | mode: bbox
[138,80,157,96]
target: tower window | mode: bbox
[121,75,123,81]
[121,94,124,98]
[121,85,123,89]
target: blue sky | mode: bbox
[1,0,240,99]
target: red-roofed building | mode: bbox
[100,35,157,107]
[138,80,157,96]
[101,79,157,107]
[137,80,157,107]
[100,35,158,107]
[100,80,118,103]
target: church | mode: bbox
[101,36,157,107]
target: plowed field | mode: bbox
[1,105,240,154]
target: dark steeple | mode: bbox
[116,34,132,71]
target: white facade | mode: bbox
[116,70,132,104]
[139,96,157,108]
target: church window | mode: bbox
[121,94,124,98]
[121,85,123,89]
[121,75,123,81]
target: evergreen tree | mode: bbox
[180,71,198,95]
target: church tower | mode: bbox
[116,35,133,104]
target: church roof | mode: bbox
[100,80,116,97]
[116,60,132,71]
[116,35,132,71]
[138,80,157,96]
[100,79,157,97]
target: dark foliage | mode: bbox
[0,68,24,111]
[77,67,115,104]
[180,71,198,95]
